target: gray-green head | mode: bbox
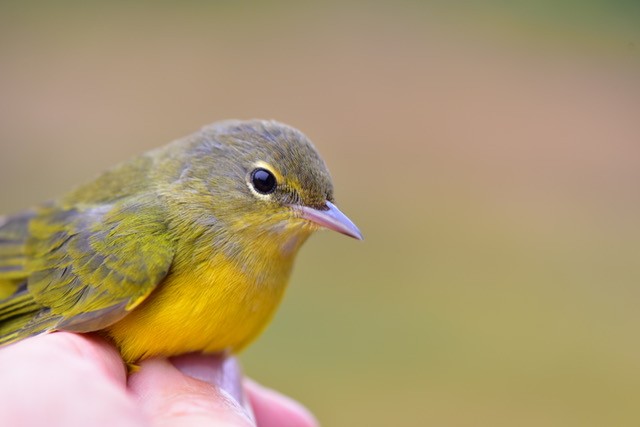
[166,120,362,248]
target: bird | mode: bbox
[0,119,362,363]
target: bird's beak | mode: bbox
[294,201,363,240]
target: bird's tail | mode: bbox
[0,212,57,345]
[0,211,33,298]
[0,290,54,345]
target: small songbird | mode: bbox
[0,119,362,363]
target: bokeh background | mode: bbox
[1,1,639,426]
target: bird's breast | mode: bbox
[105,250,293,363]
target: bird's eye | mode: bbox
[250,168,277,195]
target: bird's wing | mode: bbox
[24,196,175,332]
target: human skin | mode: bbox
[0,332,318,427]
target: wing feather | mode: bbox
[23,196,175,332]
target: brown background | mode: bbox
[1,2,639,426]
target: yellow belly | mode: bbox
[104,253,290,363]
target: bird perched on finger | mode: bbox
[0,119,362,363]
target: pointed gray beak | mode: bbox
[294,201,363,240]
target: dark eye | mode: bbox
[250,168,277,194]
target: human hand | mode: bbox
[0,332,317,427]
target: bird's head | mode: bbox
[166,120,361,260]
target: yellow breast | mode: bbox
[105,250,293,363]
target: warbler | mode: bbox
[0,119,362,363]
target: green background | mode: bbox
[1,2,639,426]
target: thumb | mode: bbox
[128,354,254,427]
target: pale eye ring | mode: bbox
[250,168,277,194]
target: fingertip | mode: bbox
[170,353,246,409]
[245,379,319,427]
[129,356,253,427]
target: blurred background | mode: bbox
[1,1,639,425]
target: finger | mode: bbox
[244,379,319,427]
[0,332,146,427]
[128,354,254,427]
